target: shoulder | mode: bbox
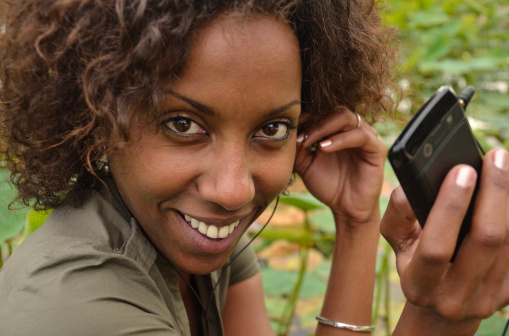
[0,192,177,336]
[0,246,177,335]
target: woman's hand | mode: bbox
[294,108,387,225]
[381,148,509,332]
[296,109,386,334]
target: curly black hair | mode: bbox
[0,0,397,210]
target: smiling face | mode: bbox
[109,14,302,275]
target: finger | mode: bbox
[469,212,509,317]
[404,165,477,298]
[318,126,386,156]
[352,111,378,136]
[446,149,509,309]
[380,187,421,259]
[298,108,365,148]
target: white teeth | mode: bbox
[182,213,239,239]
[198,222,208,234]
[228,220,239,234]
[190,218,199,229]
[207,225,218,239]
[218,226,229,238]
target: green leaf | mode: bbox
[419,55,505,75]
[408,9,449,29]
[261,267,327,299]
[22,210,51,239]
[477,314,509,336]
[299,272,327,299]
[0,170,28,242]
[261,268,298,296]
[475,113,509,130]
[312,259,332,282]
[421,37,453,62]
[255,227,315,245]
[264,296,287,319]
[279,193,326,211]
[481,94,509,109]
[380,196,390,215]
[310,209,335,234]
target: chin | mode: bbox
[180,255,232,275]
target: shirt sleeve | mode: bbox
[0,246,180,336]
[227,234,260,286]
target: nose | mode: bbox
[198,145,255,211]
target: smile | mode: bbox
[180,212,240,239]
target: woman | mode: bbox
[1,1,507,335]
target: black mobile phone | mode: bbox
[388,86,484,261]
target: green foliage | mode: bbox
[262,267,328,299]
[23,210,51,238]
[0,169,27,243]
[478,315,509,336]
[279,193,326,212]
[385,0,509,155]
[0,169,51,267]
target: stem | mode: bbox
[384,243,392,335]
[7,239,14,256]
[0,243,4,269]
[278,247,309,336]
[372,253,386,325]
[372,241,393,335]
[385,253,391,336]
[277,211,311,336]
[463,0,487,14]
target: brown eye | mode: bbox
[174,119,191,133]
[164,117,206,135]
[255,123,289,140]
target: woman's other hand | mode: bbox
[298,108,386,334]
[294,108,387,226]
[381,148,509,334]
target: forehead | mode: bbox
[170,13,302,108]
[189,13,300,71]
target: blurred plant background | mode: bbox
[1,0,508,335]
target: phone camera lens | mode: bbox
[423,143,433,158]
[446,115,454,127]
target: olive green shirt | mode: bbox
[0,180,259,335]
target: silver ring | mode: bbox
[355,112,361,128]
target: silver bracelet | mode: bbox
[316,315,375,333]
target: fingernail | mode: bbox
[319,139,332,148]
[494,149,509,171]
[456,166,475,187]
[296,134,305,143]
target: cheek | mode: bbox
[254,147,296,198]
[113,149,195,204]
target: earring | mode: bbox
[95,153,110,175]
[282,173,296,196]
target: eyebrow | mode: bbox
[168,91,215,115]
[168,91,301,116]
[267,99,301,116]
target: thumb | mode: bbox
[381,187,422,257]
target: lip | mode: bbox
[172,209,248,255]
